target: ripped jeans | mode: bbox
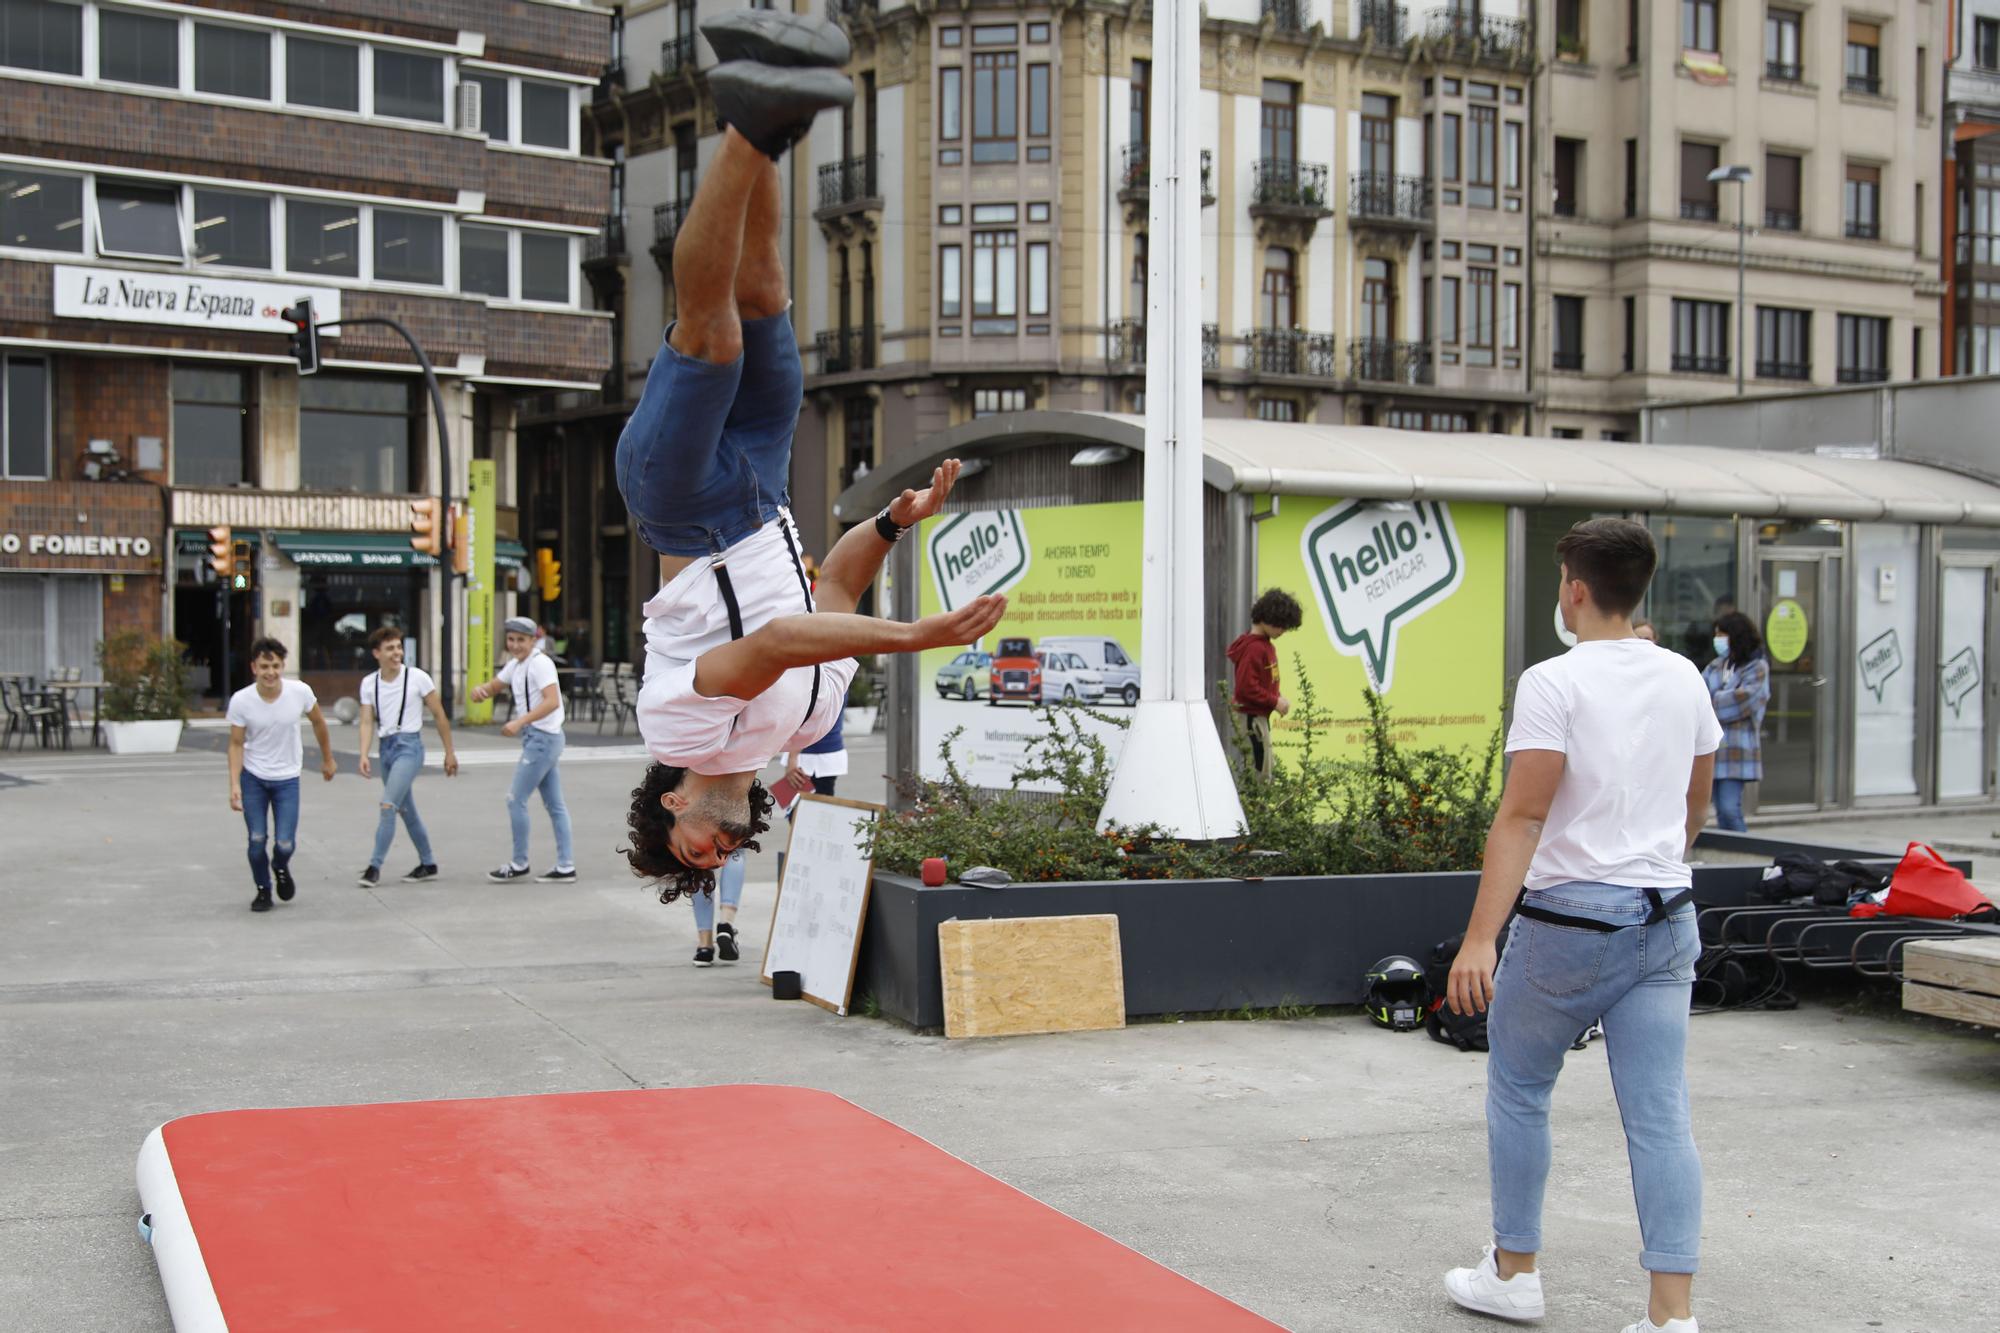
[240,771,300,890]
[370,732,434,870]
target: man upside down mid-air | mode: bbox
[618,10,1005,900]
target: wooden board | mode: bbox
[760,795,882,1015]
[940,914,1126,1039]
[1903,937,2000,996]
[1903,980,2000,1028]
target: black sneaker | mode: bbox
[693,946,716,968]
[250,886,273,912]
[356,866,380,888]
[702,11,851,68]
[716,922,741,964]
[274,866,297,902]
[487,863,532,882]
[536,867,578,884]
[709,61,854,161]
[402,864,439,883]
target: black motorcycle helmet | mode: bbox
[1364,955,1430,1031]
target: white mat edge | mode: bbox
[136,1125,228,1332]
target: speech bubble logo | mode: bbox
[1302,500,1465,692]
[1856,628,1904,703]
[1942,646,1981,719]
[926,509,1031,612]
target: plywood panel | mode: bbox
[1903,980,2000,1029]
[1903,938,2000,997]
[940,914,1126,1039]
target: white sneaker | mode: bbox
[1443,1245,1546,1321]
[1620,1319,1697,1333]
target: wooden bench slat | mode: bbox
[1903,980,2000,1028]
[1903,938,2000,996]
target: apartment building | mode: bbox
[0,0,612,701]
[1945,0,2000,373]
[1537,0,1944,438]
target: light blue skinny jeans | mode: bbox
[369,732,434,870]
[507,728,573,869]
[1711,777,1748,832]
[1487,882,1703,1274]
[693,849,747,932]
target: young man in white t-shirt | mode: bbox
[1442,518,1723,1333]
[226,637,337,913]
[355,625,459,887]
[469,618,573,883]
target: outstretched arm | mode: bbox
[695,596,1007,702]
[815,461,964,615]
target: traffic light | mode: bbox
[282,299,319,375]
[450,503,470,576]
[207,525,233,582]
[230,540,253,591]
[409,497,443,557]
[536,548,561,602]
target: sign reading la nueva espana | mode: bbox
[53,265,342,334]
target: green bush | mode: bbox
[97,630,191,723]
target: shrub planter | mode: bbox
[854,831,1910,1031]
[102,719,185,755]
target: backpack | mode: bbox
[1425,931,1501,1052]
[1754,853,1889,909]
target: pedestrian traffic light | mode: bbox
[230,539,254,591]
[536,548,561,602]
[450,502,470,575]
[207,525,233,581]
[410,497,443,557]
[282,299,319,376]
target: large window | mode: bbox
[1026,62,1049,139]
[519,80,572,150]
[1765,8,1801,81]
[171,366,253,487]
[1845,19,1880,95]
[1439,276,1460,344]
[1468,104,1497,208]
[1764,151,1801,230]
[973,387,1027,416]
[191,189,270,268]
[520,231,571,303]
[374,48,444,123]
[1647,514,1740,663]
[971,229,1017,333]
[1672,297,1730,374]
[459,224,509,298]
[1845,162,1880,239]
[1980,17,2000,71]
[468,71,510,141]
[940,65,962,145]
[95,180,182,259]
[0,0,81,75]
[1259,246,1294,330]
[939,243,962,321]
[1838,313,1889,382]
[1553,295,1584,370]
[2,354,50,480]
[0,166,84,252]
[194,22,269,99]
[287,35,359,111]
[971,50,1017,163]
[1680,140,1720,219]
[1682,0,1718,53]
[1026,240,1049,318]
[100,6,176,87]
[1553,138,1581,216]
[373,208,443,285]
[1466,268,1496,365]
[1756,306,1810,380]
[286,199,360,277]
[299,375,416,494]
[1441,113,1461,182]
[1261,79,1298,165]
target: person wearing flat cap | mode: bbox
[468,616,574,883]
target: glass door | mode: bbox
[1938,558,1998,801]
[1757,552,1841,808]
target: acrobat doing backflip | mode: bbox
[618,11,1004,901]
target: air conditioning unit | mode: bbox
[456,80,482,134]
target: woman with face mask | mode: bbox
[1701,612,1770,831]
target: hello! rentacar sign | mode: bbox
[52,265,341,334]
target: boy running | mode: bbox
[226,638,336,913]
[355,625,459,886]
[469,618,574,883]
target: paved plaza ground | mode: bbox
[2,722,1997,1331]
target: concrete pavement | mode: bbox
[2,723,1997,1331]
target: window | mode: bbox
[1682,0,1718,52]
[95,180,182,260]
[1,354,50,479]
[1467,268,1496,365]
[940,26,961,48]
[0,166,84,252]
[1261,79,1298,168]
[971,203,1017,223]
[171,367,253,487]
[1980,18,2000,71]
[973,387,1027,416]
[1624,137,1639,217]
[1259,246,1294,330]
[1917,46,1927,115]
[1027,62,1049,138]
[843,396,874,485]
[1556,0,1583,55]
[191,189,269,268]
[972,229,1017,333]
[1359,258,1393,350]
[973,24,1017,45]
[1130,58,1149,148]
[1026,241,1049,317]
[1256,398,1298,422]
[1672,297,1730,374]
[1,0,81,75]
[1756,306,1810,380]
[99,7,177,87]
[940,66,962,141]
[468,72,510,141]
[460,224,509,298]
[1765,9,1801,82]
[1845,20,1880,96]
[299,375,416,494]
[1554,138,1582,216]
[1838,313,1889,382]
[286,199,359,277]
[1503,281,1521,350]
[372,209,443,285]
[194,22,269,100]
[1845,162,1880,239]
[520,232,571,303]
[1680,141,1720,219]
[1551,427,1584,440]
[972,50,1018,163]
[1027,201,1050,223]
[1553,295,1584,369]
[1468,105,1497,208]
[520,80,571,150]
[1916,182,1925,258]
[1628,0,1641,63]
[1503,121,1522,192]
[1441,114,1461,182]
[1359,94,1393,182]
[939,244,962,319]
[1764,151,1801,230]
[1028,21,1050,43]
[1623,295,1636,370]
[1131,231,1147,321]
[287,35,359,112]
[1440,276,1461,343]
[374,49,444,123]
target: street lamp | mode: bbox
[1707,163,1754,395]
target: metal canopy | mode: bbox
[832,412,2000,526]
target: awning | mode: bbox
[272,531,438,569]
[495,539,528,569]
[175,528,260,553]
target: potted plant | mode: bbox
[97,630,191,754]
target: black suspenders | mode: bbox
[711,519,821,729]
[1514,886,1694,933]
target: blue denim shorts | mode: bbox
[615,310,803,556]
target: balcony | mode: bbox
[594,59,625,103]
[1262,0,1312,35]
[1357,0,1408,46]
[583,214,627,268]
[1552,349,1584,371]
[1757,360,1811,381]
[1838,365,1889,384]
[1426,11,1531,63]
[1764,208,1800,232]
[1679,200,1719,222]
[1107,319,1146,367]
[1246,328,1337,379]
[1348,173,1431,230]
[650,201,688,270]
[1845,72,1881,96]
[1202,323,1219,371]
[1845,218,1880,240]
[815,326,879,375]
[1250,160,1332,215]
[1765,61,1802,83]
[1117,145,1217,213]
[815,155,882,229]
[1671,353,1730,375]
[660,36,693,79]
[1349,338,1432,386]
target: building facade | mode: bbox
[1945,0,2000,374]
[1536,0,1946,438]
[0,0,611,704]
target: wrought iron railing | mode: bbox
[1766,61,1802,83]
[815,326,879,374]
[584,213,627,263]
[1671,353,1730,375]
[1426,11,1530,60]
[595,59,625,102]
[653,201,688,249]
[1121,145,1216,199]
[660,36,693,77]
[1262,0,1310,34]
[1837,365,1889,384]
[1680,199,1719,222]
[817,155,880,211]
[1349,338,1432,385]
[1357,0,1407,45]
[1108,319,1146,366]
[1252,160,1330,211]
[1764,208,1800,231]
[1846,72,1881,96]
[1202,323,1219,371]
[1348,173,1431,225]
[1247,328,1337,378]
[1552,349,1585,371]
[1757,359,1811,381]
[1846,218,1880,240]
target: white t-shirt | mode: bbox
[637,511,857,777]
[498,651,564,733]
[360,665,435,738]
[227,679,319,781]
[1507,638,1724,893]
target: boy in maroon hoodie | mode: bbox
[1227,588,1304,778]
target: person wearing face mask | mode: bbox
[1700,612,1769,832]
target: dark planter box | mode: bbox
[853,832,1913,1031]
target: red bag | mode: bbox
[1882,842,1998,922]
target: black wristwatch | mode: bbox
[875,507,909,543]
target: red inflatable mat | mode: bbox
[136,1084,1280,1331]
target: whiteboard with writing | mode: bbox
[760,796,882,1015]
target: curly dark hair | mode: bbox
[1249,587,1304,632]
[623,763,775,904]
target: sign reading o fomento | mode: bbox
[2,533,154,557]
[0,481,164,573]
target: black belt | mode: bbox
[1515,886,1694,933]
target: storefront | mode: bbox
[0,480,165,678]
